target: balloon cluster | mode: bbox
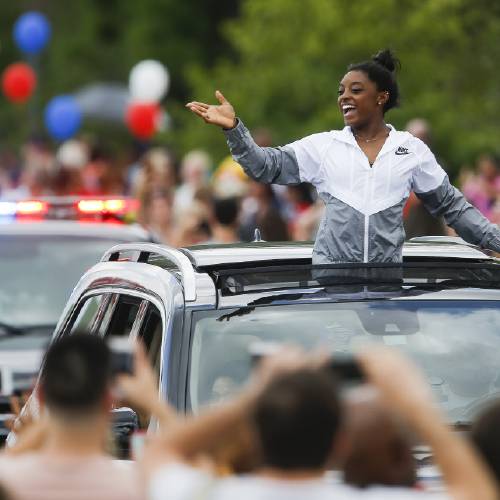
[126,60,169,140]
[1,12,51,103]
[2,12,171,142]
[0,11,83,141]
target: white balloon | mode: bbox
[129,60,169,102]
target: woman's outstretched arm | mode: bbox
[187,91,325,186]
[222,118,302,185]
[412,143,500,252]
[417,177,500,251]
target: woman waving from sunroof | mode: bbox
[187,49,500,264]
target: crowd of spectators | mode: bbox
[0,131,315,246]
[1,333,500,499]
[459,154,500,225]
[1,119,497,245]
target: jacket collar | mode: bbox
[334,125,413,157]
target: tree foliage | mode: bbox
[0,0,239,151]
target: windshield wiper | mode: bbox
[0,322,55,339]
[216,293,305,322]
[217,306,255,322]
[0,322,24,337]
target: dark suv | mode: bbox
[14,237,500,463]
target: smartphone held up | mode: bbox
[109,336,134,376]
[248,341,365,388]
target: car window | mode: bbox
[68,294,108,335]
[97,294,119,336]
[188,300,500,424]
[0,235,139,329]
[138,304,163,375]
[105,295,142,338]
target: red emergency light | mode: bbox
[77,199,128,215]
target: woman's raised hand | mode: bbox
[186,90,236,129]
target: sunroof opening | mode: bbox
[211,262,500,296]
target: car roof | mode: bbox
[181,237,497,268]
[97,237,499,305]
[0,220,152,241]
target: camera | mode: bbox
[325,354,365,385]
[248,341,285,367]
[248,341,365,385]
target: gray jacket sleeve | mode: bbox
[417,176,500,252]
[223,119,301,185]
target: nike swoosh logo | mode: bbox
[395,147,410,155]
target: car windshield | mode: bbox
[189,300,500,424]
[0,234,129,348]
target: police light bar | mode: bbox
[0,197,137,222]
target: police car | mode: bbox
[0,197,153,441]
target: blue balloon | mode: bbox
[13,11,51,54]
[44,96,82,141]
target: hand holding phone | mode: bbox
[109,336,134,376]
[326,355,365,385]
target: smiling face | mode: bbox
[338,70,388,128]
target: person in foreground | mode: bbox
[121,347,497,500]
[0,334,143,500]
[341,389,417,488]
[187,50,500,264]
[471,401,500,487]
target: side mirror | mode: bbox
[111,407,139,459]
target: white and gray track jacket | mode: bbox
[224,120,500,263]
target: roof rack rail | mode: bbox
[101,243,197,301]
[408,236,473,246]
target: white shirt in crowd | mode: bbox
[0,453,143,500]
[149,463,449,500]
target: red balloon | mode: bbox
[2,62,36,103]
[125,102,160,139]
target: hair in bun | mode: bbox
[372,49,400,74]
[347,49,401,113]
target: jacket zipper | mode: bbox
[363,163,375,263]
[363,214,369,263]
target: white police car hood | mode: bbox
[0,349,42,395]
